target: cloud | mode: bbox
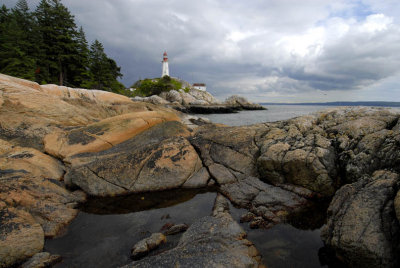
[3,0,400,102]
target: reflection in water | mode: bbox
[80,188,216,215]
[45,190,217,268]
[45,187,342,268]
[229,201,343,268]
[285,201,330,230]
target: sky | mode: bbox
[3,0,400,102]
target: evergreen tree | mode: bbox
[70,26,91,87]
[0,0,125,92]
[35,0,80,85]
[0,1,37,80]
[87,39,123,91]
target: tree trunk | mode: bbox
[58,59,63,86]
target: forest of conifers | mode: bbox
[0,0,125,92]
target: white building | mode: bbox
[162,51,169,77]
[193,83,206,91]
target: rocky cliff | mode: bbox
[132,88,266,113]
[1,73,399,267]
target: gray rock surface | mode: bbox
[65,121,204,196]
[321,170,400,268]
[131,233,166,260]
[131,95,169,105]
[224,95,265,110]
[162,223,189,235]
[220,174,310,228]
[21,252,62,268]
[122,194,264,268]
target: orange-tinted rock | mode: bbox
[0,73,179,151]
[0,139,86,238]
[38,84,133,104]
[0,139,64,180]
[0,206,44,268]
[65,121,202,196]
[44,111,180,159]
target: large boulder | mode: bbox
[190,124,262,179]
[131,95,169,105]
[220,174,311,228]
[0,139,85,237]
[0,73,172,151]
[20,252,62,268]
[123,194,264,268]
[224,95,265,110]
[321,170,400,267]
[163,90,183,104]
[257,118,338,196]
[65,121,206,196]
[187,88,220,104]
[0,206,44,268]
[44,111,180,159]
[131,233,167,260]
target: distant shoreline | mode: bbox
[260,101,400,107]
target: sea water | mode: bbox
[197,105,331,125]
[197,104,400,126]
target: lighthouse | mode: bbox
[161,51,169,77]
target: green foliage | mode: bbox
[85,40,123,92]
[131,76,183,97]
[0,1,37,80]
[0,0,124,92]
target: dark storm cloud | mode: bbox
[3,0,400,101]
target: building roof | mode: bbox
[193,83,206,86]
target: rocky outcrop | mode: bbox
[220,175,311,228]
[64,121,207,196]
[132,88,266,114]
[0,140,85,267]
[131,95,169,105]
[257,115,338,196]
[0,73,181,266]
[159,89,220,106]
[123,194,264,268]
[224,95,265,110]
[0,206,44,268]
[0,137,86,267]
[20,252,61,268]
[2,74,400,267]
[44,111,180,159]
[0,73,175,151]
[321,170,400,267]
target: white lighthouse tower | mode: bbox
[161,51,169,77]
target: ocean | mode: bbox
[197,104,400,126]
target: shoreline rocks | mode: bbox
[123,194,265,268]
[321,170,400,267]
[131,233,166,260]
[131,89,266,114]
[1,74,400,267]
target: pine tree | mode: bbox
[70,26,91,87]
[87,40,109,90]
[0,1,37,80]
[35,0,80,85]
[0,0,125,92]
[82,40,124,91]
